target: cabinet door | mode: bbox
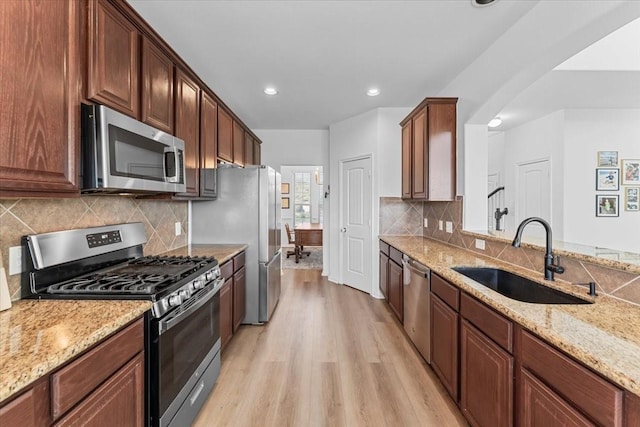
[0,0,80,196]
[200,92,218,170]
[411,108,427,199]
[141,38,174,133]
[520,368,594,427]
[88,0,139,117]
[379,252,389,300]
[244,133,255,166]
[427,102,457,201]
[253,140,261,165]
[460,319,513,427]
[0,379,50,427]
[233,121,245,167]
[217,107,233,163]
[388,260,403,323]
[431,295,459,402]
[626,393,640,427]
[233,266,246,332]
[174,69,200,197]
[401,121,412,199]
[220,279,233,348]
[54,353,144,427]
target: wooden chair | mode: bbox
[284,223,310,263]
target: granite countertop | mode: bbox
[162,243,248,265]
[380,235,640,396]
[0,299,150,402]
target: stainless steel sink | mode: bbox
[452,267,592,305]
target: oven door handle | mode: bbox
[158,278,223,335]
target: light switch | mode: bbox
[446,221,453,233]
[175,222,182,236]
[438,220,443,231]
[9,246,22,275]
[424,218,428,228]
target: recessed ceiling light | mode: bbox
[472,0,497,6]
[488,117,503,128]
[366,88,380,97]
[264,87,278,96]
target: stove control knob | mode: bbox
[180,289,192,300]
[168,294,183,307]
[192,279,204,290]
[205,271,213,281]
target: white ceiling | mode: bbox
[128,0,537,129]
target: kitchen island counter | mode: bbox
[380,235,640,396]
[0,299,150,402]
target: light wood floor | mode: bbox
[193,269,467,427]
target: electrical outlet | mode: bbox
[438,220,443,231]
[475,239,486,250]
[9,246,22,275]
[446,221,453,233]
[423,218,428,228]
[175,222,182,236]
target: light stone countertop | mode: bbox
[0,299,150,402]
[0,244,247,404]
[380,235,640,396]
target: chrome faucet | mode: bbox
[512,217,565,281]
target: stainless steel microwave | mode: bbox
[80,104,186,194]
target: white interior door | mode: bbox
[340,157,372,293]
[517,159,550,239]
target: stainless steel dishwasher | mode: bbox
[402,254,431,364]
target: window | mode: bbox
[294,172,311,225]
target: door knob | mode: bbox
[340,227,347,233]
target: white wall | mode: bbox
[378,108,412,196]
[254,129,330,273]
[563,109,640,253]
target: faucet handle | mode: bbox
[575,281,597,297]
[548,254,565,274]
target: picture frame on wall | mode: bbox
[282,197,290,209]
[596,195,619,217]
[625,187,639,211]
[622,159,640,185]
[595,168,619,191]
[597,151,618,167]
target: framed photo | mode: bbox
[596,195,619,217]
[597,151,618,167]
[622,159,640,185]
[625,187,639,211]
[595,168,619,191]
[282,197,290,209]
[281,183,290,194]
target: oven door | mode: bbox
[150,280,222,427]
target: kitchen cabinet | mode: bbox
[233,266,246,332]
[387,247,404,323]
[430,273,460,402]
[0,0,81,197]
[518,328,623,427]
[200,92,218,171]
[87,0,139,118]
[244,133,255,166]
[0,318,144,426]
[400,98,457,201]
[233,120,245,167]
[220,277,233,349]
[253,140,262,165]
[379,241,390,300]
[217,107,234,163]
[220,251,247,348]
[141,37,174,133]
[174,69,201,198]
[626,393,640,426]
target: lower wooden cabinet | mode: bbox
[626,393,640,427]
[431,294,459,402]
[220,251,247,349]
[233,266,246,332]
[220,277,233,348]
[0,318,144,427]
[460,319,514,427]
[379,251,389,300]
[387,258,403,323]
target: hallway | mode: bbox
[194,270,467,427]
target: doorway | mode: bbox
[516,158,551,239]
[339,156,372,293]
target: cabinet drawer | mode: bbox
[233,252,245,272]
[51,318,144,419]
[379,241,390,256]
[431,273,459,311]
[460,293,512,352]
[389,247,403,266]
[220,260,233,280]
[520,330,623,427]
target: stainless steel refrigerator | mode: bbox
[192,165,281,324]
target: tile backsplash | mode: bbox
[379,197,423,236]
[0,197,188,301]
[380,197,640,306]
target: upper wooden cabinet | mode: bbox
[217,107,234,163]
[233,120,245,167]
[0,0,81,197]
[87,0,139,118]
[400,98,457,201]
[174,69,200,197]
[141,38,174,133]
[253,140,262,165]
[200,92,218,170]
[244,133,255,166]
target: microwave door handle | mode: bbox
[164,146,179,183]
